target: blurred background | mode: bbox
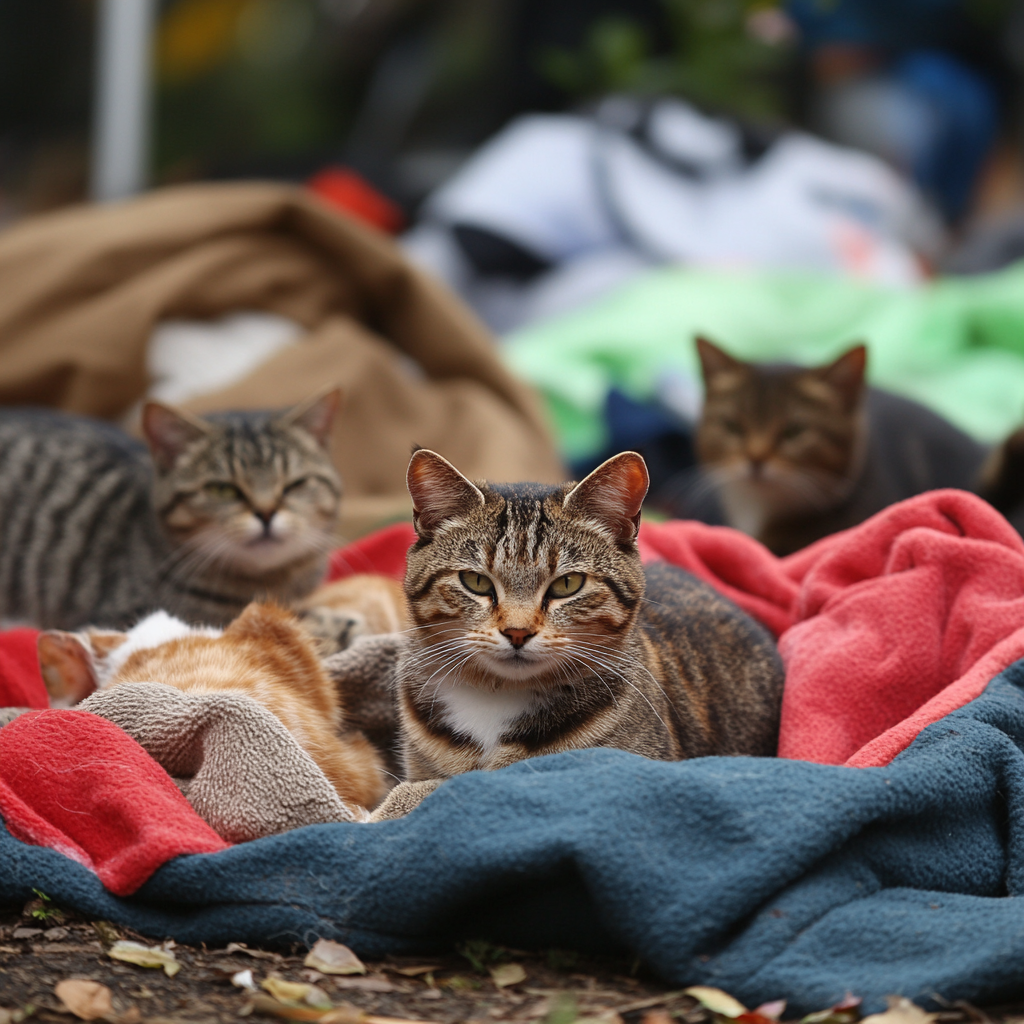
[4,0,1024,225]
[10,0,1024,515]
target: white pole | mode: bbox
[90,0,157,202]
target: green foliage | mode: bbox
[543,992,580,1024]
[545,948,582,972]
[28,888,63,924]
[456,938,511,972]
[539,0,794,120]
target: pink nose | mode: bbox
[502,628,535,649]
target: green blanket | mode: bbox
[503,264,1024,460]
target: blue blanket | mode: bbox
[5,662,1024,1014]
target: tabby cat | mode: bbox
[331,449,783,787]
[37,601,388,812]
[0,391,341,630]
[691,338,988,555]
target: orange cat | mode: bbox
[298,573,409,655]
[37,602,388,812]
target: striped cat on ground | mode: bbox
[0,391,342,630]
[329,449,783,808]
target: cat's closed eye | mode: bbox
[547,572,585,599]
[204,481,243,501]
[460,570,495,597]
[779,424,807,442]
[720,418,743,435]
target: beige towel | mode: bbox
[0,183,565,537]
[80,683,361,842]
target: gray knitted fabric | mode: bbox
[0,707,29,727]
[80,683,361,842]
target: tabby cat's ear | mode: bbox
[407,450,485,536]
[37,631,102,705]
[142,402,211,472]
[818,344,867,409]
[563,451,649,544]
[281,387,342,449]
[695,336,744,381]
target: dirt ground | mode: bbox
[2,902,1023,1024]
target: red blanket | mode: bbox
[328,491,1024,768]
[4,490,1024,895]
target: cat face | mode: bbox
[404,450,649,689]
[695,338,867,522]
[142,390,342,576]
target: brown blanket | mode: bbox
[0,183,564,537]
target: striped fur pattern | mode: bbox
[37,603,388,811]
[693,337,987,555]
[0,392,341,630]
[395,449,784,782]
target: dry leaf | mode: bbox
[305,939,367,976]
[249,995,337,1022]
[684,987,749,1018]
[108,940,180,977]
[91,922,120,946]
[11,928,41,940]
[226,941,281,960]
[387,964,440,977]
[861,998,936,1024]
[490,963,527,988]
[262,975,333,1009]
[334,977,398,993]
[802,995,863,1024]
[55,979,113,1021]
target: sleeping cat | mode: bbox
[36,602,388,812]
[330,448,783,790]
[689,338,988,555]
[0,390,341,629]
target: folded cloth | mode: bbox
[0,183,563,538]
[637,489,1024,768]
[0,628,48,709]
[0,709,226,895]
[80,683,360,844]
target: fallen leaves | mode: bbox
[54,979,113,1021]
[263,974,333,1009]
[861,997,939,1024]
[305,939,367,976]
[107,939,180,977]
[489,963,527,989]
[226,941,282,961]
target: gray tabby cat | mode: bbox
[0,391,341,630]
[329,448,784,801]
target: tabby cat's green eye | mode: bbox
[204,482,242,501]
[547,572,585,599]
[460,571,495,597]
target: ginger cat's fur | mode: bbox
[37,602,388,812]
[298,573,409,656]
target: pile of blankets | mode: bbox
[503,261,1024,461]
[0,183,563,536]
[5,489,1024,1012]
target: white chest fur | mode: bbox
[434,680,537,754]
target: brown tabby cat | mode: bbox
[332,449,783,787]
[37,602,388,812]
[692,337,988,555]
[0,390,341,630]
